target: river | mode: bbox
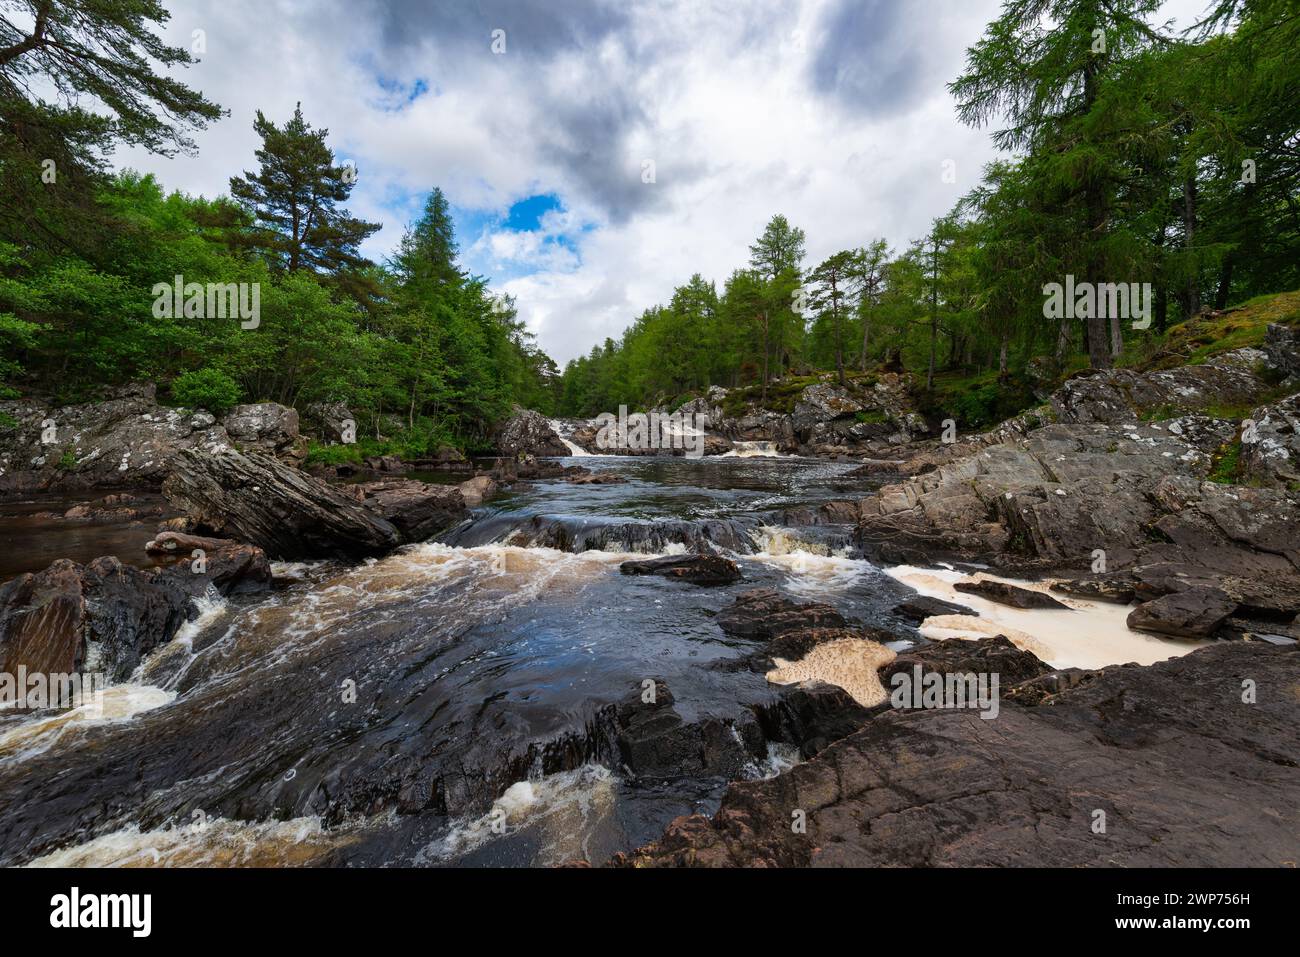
[0,451,1203,867]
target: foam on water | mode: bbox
[887,566,1209,669]
[0,685,176,761]
[744,526,865,595]
[24,814,364,867]
[766,638,897,706]
[416,763,618,866]
[720,441,786,458]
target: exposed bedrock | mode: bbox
[164,447,421,559]
[617,641,1300,867]
[0,541,270,684]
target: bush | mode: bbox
[171,367,243,414]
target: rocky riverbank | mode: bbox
[0,318,1296,869]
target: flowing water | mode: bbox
[0,453,1204,867]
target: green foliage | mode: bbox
[170,367,243,414]
[1208,439,1244,484]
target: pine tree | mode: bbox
[229,103,379,276]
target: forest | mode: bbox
[1,3,556,454]
[1,0,1298,448]
[556,0,1299,420]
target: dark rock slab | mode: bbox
[0,544,271,684]
[614,680,764,781]
[715,588,848,639]
[1049,578,1137,604]
[1127,586,1238,639]
[890,594,977,623]
[954,578,1069,609]
[164,447,402,559]
[620,555,742,586]
[617,642,1300,867]
[346,479,467,544]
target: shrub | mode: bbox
[171,367,243,414]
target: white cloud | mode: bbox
[113,0,1203,363]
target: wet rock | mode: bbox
[620,555,742,587]
[1126,586,1238,639]
[752,684,872,758]
[565,471,625,484]
[0,544,271,684]
[36,493,167,524]
[457,475,497,506]
[144,532,272,595]
[890,595,977,623]
[619,642,1300,867]
[346,479,467,544]
[715,588,847,640]
[494,408,570,458]
[0,383,231,496]
[953,578,1069,610]
[163,447,403,559]
[881,635,1052,692]
[614,680,764,781]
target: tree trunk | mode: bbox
[1214,257,1233,311]
[1183,174,1200,318]
[1082,55,1112,370]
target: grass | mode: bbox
[1208,438,1245,485]
[1141,289,1300,371]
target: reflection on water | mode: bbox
[0,490,177,580]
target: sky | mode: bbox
[113,0,1214,364]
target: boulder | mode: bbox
[613,680,765,782]
[301,401,355,445]
[1264,322,1300,382]
[1240,393,1300,487]
[0,543,271,684]
[221,403,300,453]
[346,479,467,543]
[143,532,273,595]
[1126,586,1238,639]
[792,383,863,435]
[457,475,497,506]
[619,555,742,586]
[715,588,847,640]
[494,408,570,458]
[890,595,978,624]
[163,447,403,559]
